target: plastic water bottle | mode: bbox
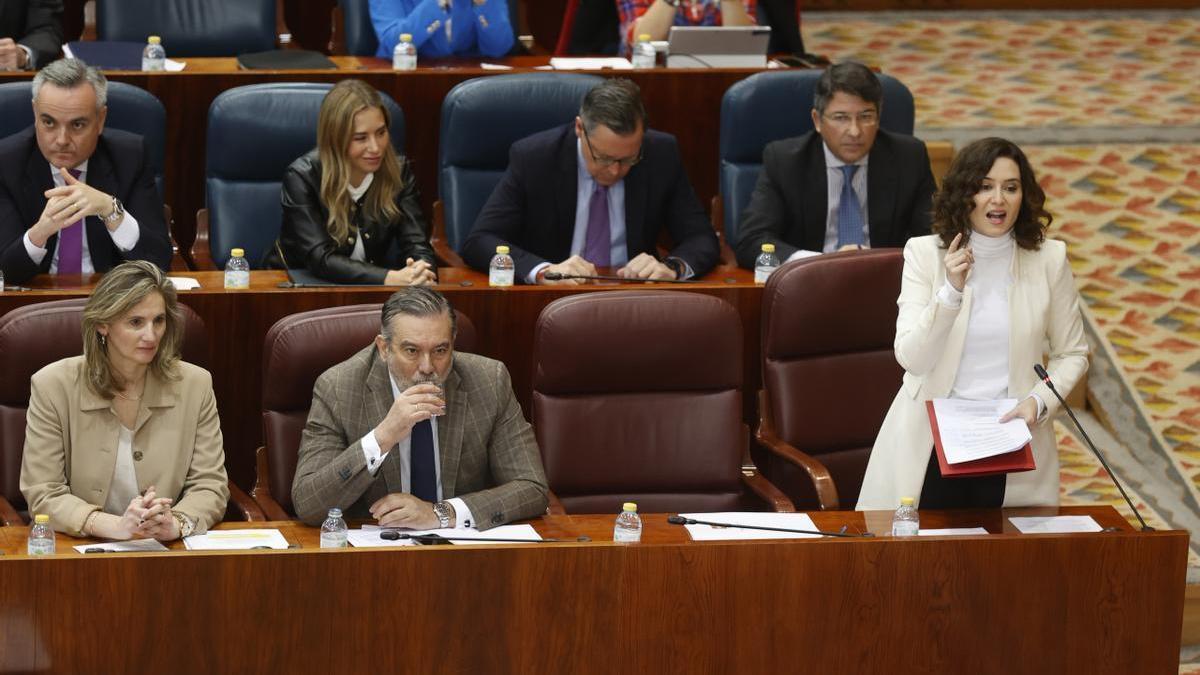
[320,508,348,548]
[0,268,5,292]
[613,502,642,543]
[224,248,250,289]
[632,33,656,69]
[754,243,780,284]
[393,33,417,71]
[27,514,55,556]
[142,35,165,72]
[891,497,919,537]
[489,245,514,287]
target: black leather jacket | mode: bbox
[265,149,436,283]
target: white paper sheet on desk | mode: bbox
[480,62,513,70]
[680,512,821,541]
[550,57,632,70]
[931,398,1032,464]
[72,538,169,553]
[349,524,542,547]
[1008,516,1102,534]
[164,59,186,72]
[165,276,200,290]
[917,527,990,537]
[183,529,290,550]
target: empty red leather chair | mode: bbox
[533,290,791,514]
[756,248,905,510]
[254,303,477,519]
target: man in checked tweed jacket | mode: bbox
[291,287,548,530]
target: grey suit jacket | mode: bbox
[291,346,549,530]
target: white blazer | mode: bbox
[856,234,1089,510]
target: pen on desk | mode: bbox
[2,286,33,291]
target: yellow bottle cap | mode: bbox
[638,34,652,42]
[900,497,915,506]
[496,245,510,254]
[622,502,637,512]
[231,248,245,258]
[148,36,161,44]
[34,514,49,523]
[762,243,776,253]
[399,33,413,42]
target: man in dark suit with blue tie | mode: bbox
[462,77,719,284]
[734,61,936,269]
[0,58,170,284]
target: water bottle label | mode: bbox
[320,532,348,549]
[27,539,55,555]
[224,270,250,289]
[754,266,775,284]
[613,528,641,543]
[891,521,919,537]
[489,269,514,287]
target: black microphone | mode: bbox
[541,271,698,284]
[1034,364,1153,531]
[666,514,871,538]
[379,531,590,544]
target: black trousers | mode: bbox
[919,446,1006,509]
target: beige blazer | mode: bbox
[856,234,1089,510]
[20,356,230,535]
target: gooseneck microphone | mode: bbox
[1034,364,1153,531]
[541,271,698,284]
[666,515,871,538]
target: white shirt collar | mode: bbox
[822,141,869,170]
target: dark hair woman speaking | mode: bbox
[857,137,1089,511]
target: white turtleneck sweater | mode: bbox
[938,230,1014,401]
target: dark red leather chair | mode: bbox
[756,248,905,510]
[253,304,477,519]
[0,297,261,525]
[533,291,792,514]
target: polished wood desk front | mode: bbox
[0,507,1186,674]
[0,267,769,489]
[0,56,762,260]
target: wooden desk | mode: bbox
[1,57,763,265]
[0,507,1186,674]
[0,266,769,489]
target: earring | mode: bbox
[99,334,107,346]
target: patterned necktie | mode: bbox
[409,419,437,503]
[56,169,84,275]
[836,164,865,248]
[583,184,610,267]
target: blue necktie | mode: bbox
[583,184,611,267]
[409,419,437,503]
[837,164,865,248]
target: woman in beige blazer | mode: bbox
[20,261,229,538]
[857,138,1088,511]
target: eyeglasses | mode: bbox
[581,125,643,169]
[821,111,880,128]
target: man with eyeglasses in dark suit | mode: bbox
[463,77,719,284]
[734,61,936,269]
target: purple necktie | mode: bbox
[583,184,610,267]
[56,169,84,275]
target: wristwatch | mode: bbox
[172,510,195,538]
[433,501,453,529]
[104,196,125,224]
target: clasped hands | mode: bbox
[28,168,117,248]
[117,485,179,541]
[386,257,438,286]
[0,38,28,71]
[538,252,677,285]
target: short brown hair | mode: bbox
[931,137,1050,251]
[82,261,183,398]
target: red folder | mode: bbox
[926,401,1035,478]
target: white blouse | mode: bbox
[103,426,139,516]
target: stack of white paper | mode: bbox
[549,57,633,70]
[72,538,169,553]
[1008,516,1102,534]
[917,527,990,537]
[183,529,290,550]
[932,398,1032,464]
[680,512,822,541]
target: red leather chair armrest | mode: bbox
[546,489,566,516]
[227,480,267,522]
[0,496,23,527]
[741,467,795,513]
[756,389,840,510]
[249,445,292,521]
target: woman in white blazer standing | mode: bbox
[857,137,1088,511]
